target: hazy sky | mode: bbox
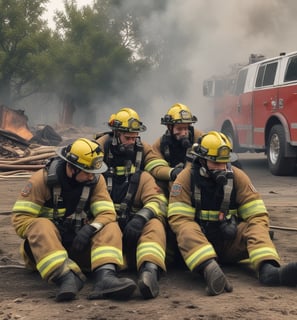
[43,0,94,28]
[35,0,297,143]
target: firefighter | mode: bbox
[167,131,297,296]
[11,138,137,302]
[96,107,167,299]
[152,102,203,196]
[150,103,203,267]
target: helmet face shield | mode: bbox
[108,107,147,132]
[56,138,108,173]
[161,103,197,125]
[191,131,232,163]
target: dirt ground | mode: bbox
[1,152,297,320]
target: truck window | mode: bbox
[284,56,297,82]
[256,66,265,87]
[255,62,277,87]
[234,69,247,95]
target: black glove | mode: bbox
[123,215,147,248]
[72,224,96,252]
[170,166,183,181]
[220,215,237,240]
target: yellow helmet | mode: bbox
[192,131,232,163]
[161,103,197,125]
[56,138,107,173]
[108,107,147,132]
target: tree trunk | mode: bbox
[60,94,75,125]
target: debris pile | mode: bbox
[0,105,61,175]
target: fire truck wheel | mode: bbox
[222,124,242,153]
[267,124,296,176]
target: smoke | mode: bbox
[22,0,297,144]
[102,0,297,143]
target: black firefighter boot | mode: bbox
[55,271,84,302]
[138,262,159,299]
[201,259,233,296]
[88,264,137,300]
[259,261,297,286]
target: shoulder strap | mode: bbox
[73,185,91,233]
[45,157,92,223]
[191,165,201,213]
[44,158,62,219]
[118,170,142,216]
[160,132,171,163]
[191,164,234,221]
[134,137,144,170]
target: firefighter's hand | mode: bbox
[72,224,96,252]
[170,166,183,181]
[123,215,147,247]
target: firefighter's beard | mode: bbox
[174,135,191,148]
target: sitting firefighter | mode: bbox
[151,103,203,267]
[167,131,297,296]
[152,102,203,196]
[11,138,137,302]
[96,107,167,299]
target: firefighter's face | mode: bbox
[172,123,190,139]
[75,170,95,183]
[118,132,138,145]
[66,163,95,182]
[206,160,227,171]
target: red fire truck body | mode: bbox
[203,51,297,175]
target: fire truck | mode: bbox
[203,51,297,176]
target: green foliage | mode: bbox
[0,0,52,104]
[51,0,149,108]
[0,0,160,124]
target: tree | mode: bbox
[51,0,149,125]
[0,0,52,105]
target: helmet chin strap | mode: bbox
[199,159,210,177]
[70,166,81,182]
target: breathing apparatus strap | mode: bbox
[117,170,142,231]
[135,137,143,171]
[118,170,142,217]
[73,186,91,233]
[160,132,171,163]
[46,157,91,226]
[219,178,233,220]
[191,164,234,222]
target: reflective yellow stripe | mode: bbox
[114,165,136,175]
[39,207,66,219]
[186,244,216,271]
[12,200,41,215]
[199,209,238,221]
[12,201,66,219]
[144,197,168,218]
[91,246,123,265]
[144,159,169,172]
[137,241,165,263]
[37,250,68,279]
[91,200,115,217]
[238,199,267,220]
[249,247,280,268]
[167,202,195,218]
